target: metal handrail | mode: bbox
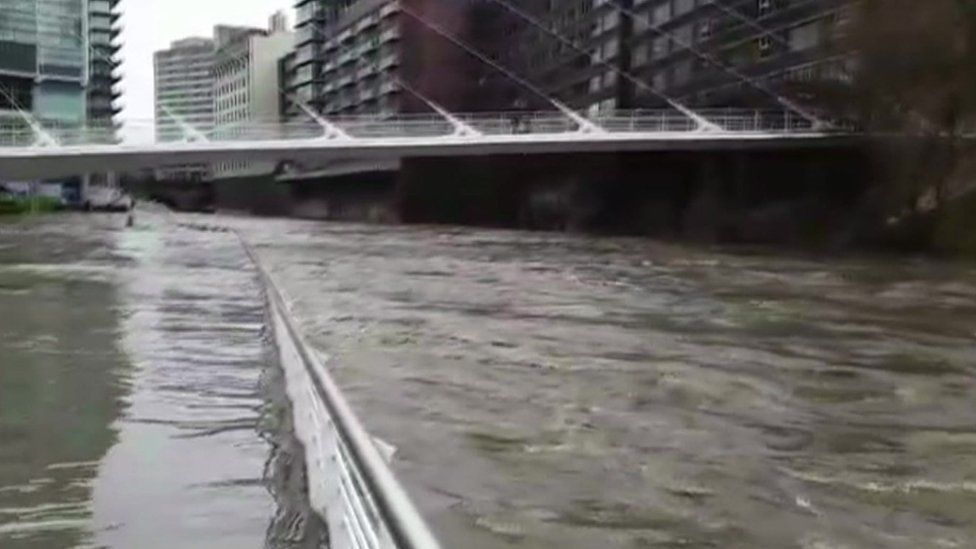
[238,236,442,549]
[0,109,837,148]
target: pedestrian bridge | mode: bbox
[0,110,851,180]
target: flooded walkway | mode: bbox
[0,215,278,548]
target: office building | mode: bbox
[87,0,123,133]
[284,0,511,120]
[154,37,216,142]
[0,0,122,133]
[286,0,405,117]
[504,0,855,113]
[626,0,854,109]
[153,36,216,180]
[212,13,293,177]
[0,0,122,201]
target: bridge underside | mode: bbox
[0,132,855,181]
[150,143,872,247]
[411,146,869,240]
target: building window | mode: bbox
[758,0,772,16]
[698,18,713,41]
[758,35,773,58]
[652,36,669,59]
[652,70,667,91]
[634,13,649,34]
[789,21,821,51]
[674,24,693,47]
[675,0,695,17]
[653,1,671,25]
[633,44,649,67]
[672,59,692,86]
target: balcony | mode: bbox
[295,46,317,67]
[88,84,121,101]
[296,1,324,26]
[296,25,323,47]
[357,64,377,79]
[89,0,121,22]
[295,85,314,104]
[360,37,380,54]
[356,14,379,33]
[378,53,399,70]
[89,62,122,83]
[380,2,400,19]
[379,81,400,95]
[91,38,122,55]
[338,51,356,66]
[380,26,400,43]
[88,97,122,115]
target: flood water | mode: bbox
[2,212,976,548]
[0,214,294,548]
[239,218,976,549]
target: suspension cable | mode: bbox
[302,22,479,137]
[699,0,931,134]
[158,102,210,142]
[484,0,722,132]
[0,83,58,146]
[388,75,483,136]
[398,4,605,133]
[707,0,790,47]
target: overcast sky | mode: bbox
[118,0,291,141]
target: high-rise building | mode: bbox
[153,36,215,181]
[503,0,855,114]
[212,13,293,178]
[152,17,294,181]
[154,37,215,142]
[87,0,123,133]
[284,0,510,120]
[624,0,857,109]
[0,0,122,135]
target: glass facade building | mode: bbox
[0,0,122,131]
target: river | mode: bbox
[2,212,975,548]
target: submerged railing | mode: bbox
[239,237,442,549]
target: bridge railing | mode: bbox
[236,235,442,549]
[0,109,831,148]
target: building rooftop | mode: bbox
[169,37,214,49]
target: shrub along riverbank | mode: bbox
[0,196,63,216]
